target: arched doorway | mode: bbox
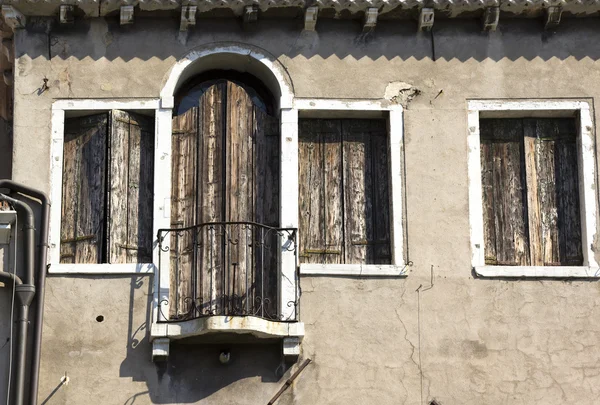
[169,71,281,321]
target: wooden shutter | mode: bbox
[108,110,154,264]
[343,120,391,264]
[61,114,108,264]
[298,119,391,265]
[171,104,201,318]
[298,120,344,264]
[480,118,582,267]
[524,118,582,266]
[480,119,530,266]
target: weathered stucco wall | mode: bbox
[3,16,600,405]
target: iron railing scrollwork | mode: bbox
[156,222,298,323]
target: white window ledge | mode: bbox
[474,266,600,278]
[48,263,155,275]
[300,263,408,277]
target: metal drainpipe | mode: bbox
[0,193,36,405]
[0,180,50,405]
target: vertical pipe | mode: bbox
[260,227,264,318]
[13,304,29,405]
[0,180,51,405]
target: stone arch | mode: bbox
[160,42,295,110]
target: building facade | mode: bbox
[2,1,600,404]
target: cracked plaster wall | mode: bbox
[2,15,600,405]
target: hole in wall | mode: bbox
[96,315,104,323]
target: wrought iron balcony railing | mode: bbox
[157,222,297,323]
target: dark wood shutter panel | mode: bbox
[342,119,391,264]
[171,105,200,317]
[298,119,391,265]
[61,113,108,264]
[108,110,154,264]
[298,120,344,264]
[524,118,582,266]
[481,118,582,267]
[198,84,226,315]
[253,104,280,305]
[480,119,530,266]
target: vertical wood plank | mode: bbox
[61,114,108,264]
[370,122,391,264]
[480,139,497,264]
[198,83,225,315]
[226,81,253,313]
[323,121,344,265]
[171,106,198,318]
[534,118,582,266]
[127,112,155,263]
[524,120,543,266]
[480,119,529,266]
[298,120,325,264]
[108,110,130,264]
[254,107,280,316]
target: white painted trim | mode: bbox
[295,98,401,112]
[474,266,600,278]
[159,43,294,110]
[280,107,299,320]
[49,108,65,265]
[468,99,589,112]
[153,108,173,322]
[52,98,160,111]
[467,99,599,278]
[300,264,408,277]
[296,98,406,276]
[49,99,160,273]
[48,263,155,275]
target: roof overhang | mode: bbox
[1,0,600,19]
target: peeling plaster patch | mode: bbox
[17,56,32,77]
[384,81,421,107]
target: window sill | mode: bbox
[474,265,600,278]
[48,263,155,275]
[299,263,408,277]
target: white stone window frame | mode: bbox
[49,98,160,276]
[295,99,407,277]
[467,99,600,278]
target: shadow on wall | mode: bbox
[24,16,600,63]
[0,118,12,179]
[118,276,286,404]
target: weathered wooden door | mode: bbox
[170,80,280,319]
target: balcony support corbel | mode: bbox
[152,338,170,362]
[304,6,318,31]
[363,8,378,33]
[120,5,134,25]
[482,6,499,32]
[283,337,301,362]
[418,8,434,32]
[545,6,562,30]
[180,6,197,32]
[59,5,75,25]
